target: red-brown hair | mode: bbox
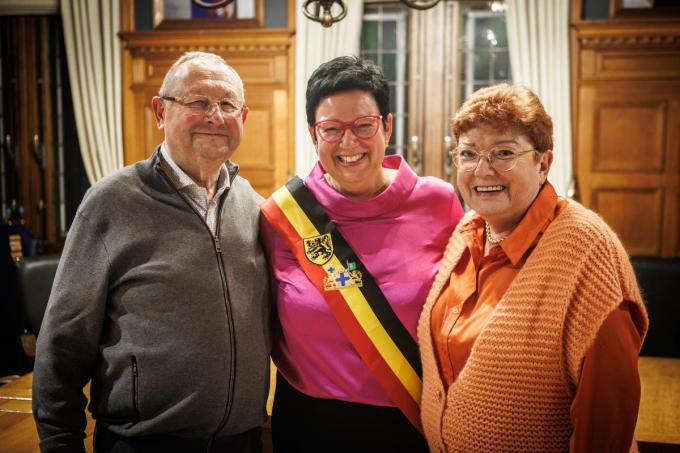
[451,83,553,152]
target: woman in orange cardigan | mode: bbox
[418,83,649,453]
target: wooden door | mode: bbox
[573,22,680,257]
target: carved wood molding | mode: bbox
[119,30,294,57]
[579,34,680,48]
[128,43,290,54]
[574,22,680,49]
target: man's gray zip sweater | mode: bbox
[32,151,271,452]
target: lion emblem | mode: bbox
[303,233,334,265]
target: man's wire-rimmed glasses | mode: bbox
[315,115,383,144]
[451,146,539,172]
[161,94,244,117]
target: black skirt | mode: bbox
[272,372,428,453]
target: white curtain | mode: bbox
[61,0,123,185]
[506,0,572,197]
[295,0,364,177]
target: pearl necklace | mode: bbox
[485,221,505,245]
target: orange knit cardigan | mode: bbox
[418,200,648,453]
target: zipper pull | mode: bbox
[214,236,222,253]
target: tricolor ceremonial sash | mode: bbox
[261,177,422,433]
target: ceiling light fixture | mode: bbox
[303,0,445,28]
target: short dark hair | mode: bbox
[306,56,390,127]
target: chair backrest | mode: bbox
[16,254,60,336]
[632,256,680,358]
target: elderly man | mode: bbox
[32,52,270,453]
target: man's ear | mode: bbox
[151,97,165,130]
[241,106,249,123]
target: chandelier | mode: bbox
[303,0,443,28]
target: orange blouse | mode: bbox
[430,183,643,452]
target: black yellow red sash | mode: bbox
[261,176,422,432]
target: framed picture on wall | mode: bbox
[611,0,680,18]
[152,0,264,29]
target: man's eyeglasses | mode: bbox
[162,95,243,117]
[315,115,383,144]
[451,146,538,172]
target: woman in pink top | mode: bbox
[261,56,463,452]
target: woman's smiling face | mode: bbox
[456,123,552,232]
[310,89,393,200]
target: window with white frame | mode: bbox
[459,3,511,102]
[360,5,409,156]
[359,2,510,157]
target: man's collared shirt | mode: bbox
[160,143,230,235]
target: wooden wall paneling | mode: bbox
[592,97,665,173]
[665,99,680,257]
[6,17,56,247]
[577,81,680,256]
[39,17,55,245]
[572,21,680,257]
[231,82,275,190]
[580,48,680,80]
[570,0,582,23]
[120,0,134,33]
[575,84,594,208]
[272,88,289,189]
[569,18,581,199]
[592,187,663,256]
[17,18,38,239]
[287,0,296,30]
[119,0,137,169]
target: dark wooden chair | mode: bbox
[632,256,680,358]
[15,254,60,356]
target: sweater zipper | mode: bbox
[155,163,238,449]
[207,200,237,450]
[131,355,140,422]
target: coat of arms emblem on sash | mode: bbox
[303,233,333,265]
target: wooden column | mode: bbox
[408,1,461,181]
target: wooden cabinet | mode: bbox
[572,22,680,257]
[119,29,295,197]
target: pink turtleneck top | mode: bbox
[261,155,464,406]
